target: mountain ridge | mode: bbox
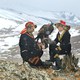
[0,8,80,26]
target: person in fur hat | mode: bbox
[19,21,52,67]
[49,20,71,70]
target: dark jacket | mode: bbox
[19,33,43,61]
[54,31,71,53]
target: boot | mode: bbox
[52,57,62,70]
[42,61,52,68]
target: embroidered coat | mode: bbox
[19,33,43,62]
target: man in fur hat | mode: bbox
[19,21,52,67]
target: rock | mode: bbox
[76,77,80,80]
[75,71,80,77]
[52,77,66,80]
[61,54,79,71]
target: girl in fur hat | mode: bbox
[49,20,71,70]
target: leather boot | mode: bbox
[52,57,62,70]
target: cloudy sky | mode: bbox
[0,0,80,16]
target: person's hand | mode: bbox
[55,46,62,51]
[37,42,45,49]
[55,48,58,50]
[41,44,45,49]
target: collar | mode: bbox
[59,30,64,35]
[26,33,34,39]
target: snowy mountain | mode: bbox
[21,10,80,26]
[0,8,80,63]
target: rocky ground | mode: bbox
[0,60,80,80]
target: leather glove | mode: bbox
[56,46,62,51]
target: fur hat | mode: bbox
[60,20,66,26]
[55,20,66,28]
[25,21,37,29]
[20,21,37,34]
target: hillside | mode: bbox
[0,60,80,80]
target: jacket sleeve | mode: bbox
[19,34,31,52]
[60,31,71,50]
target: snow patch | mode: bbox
[0,18,17,29]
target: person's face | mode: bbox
[57,26,64,32]
[27,25,35,33]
